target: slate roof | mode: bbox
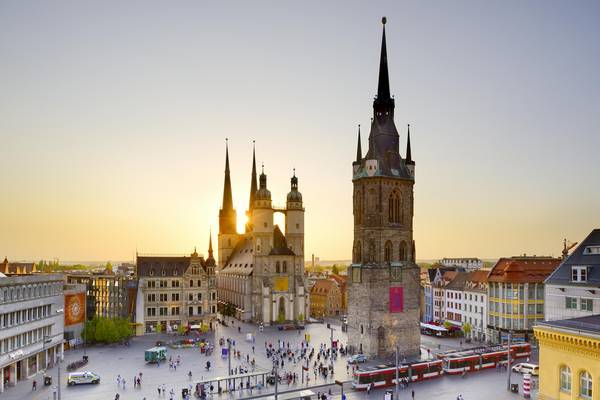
[537,314,600,336]
[487,256,561,284]
[136,255,207,277]
[545,229,600,287]
[444,272,469,291]
[219,236,254,276]
[270,226,295,256]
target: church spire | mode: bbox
[355,124,362,163]
[208,227,214,259]
[377,17,390,102]
[248,140,258,212]
[219,139,237,234]
[405,124,414,165]
[222,139,233,211]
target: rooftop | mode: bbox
[487,256,561,284]
[546,229,600,286]
[536,314,600,336]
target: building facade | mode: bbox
[309,279,342,318]
[462,270,488,342]
[534,315,600,400]
[440,258,483,271]
[487,256,561,343]
[0,274,64,393]
[444,272,468,326]
[545,229,600,322]
[216,144,307,325]
[63,283,86,346]
[65,272,138,321]
[1,258,36,275]
[135,240,217,334]
[347,18,420,359]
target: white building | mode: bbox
[440,258,483,271]
[0,274,65,393]
[444,272,468,327]
[545,229,600,321]
[462,270,488,342]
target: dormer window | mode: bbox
[572,266,588,283]
[584,246,600,255]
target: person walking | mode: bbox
[158,386,162,396]
[32,380,37,391]
[412,389,415,399]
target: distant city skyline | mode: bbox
[2,1,599,262]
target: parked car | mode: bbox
[511,363,539,376]
[347,354,367,364]
[67,371,101,386]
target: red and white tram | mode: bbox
[437,343,531,375]
[351,360,444,390]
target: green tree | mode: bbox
[177,324,186,335]
[331,265,340,275]
[105,262,113,274]
[462,322,472,337]
[155,323,163,334]
[297,313,304,322]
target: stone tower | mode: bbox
[347,17,421,359]
[285,171,304,259]
[218,140,240,269]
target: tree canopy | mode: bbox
[82,316,132,344]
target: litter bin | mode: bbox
[44,376,52,386]
[182,388,189,398]
[511,383,519,393]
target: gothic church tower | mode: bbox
[218,140,240,269]
[347,17,420,359]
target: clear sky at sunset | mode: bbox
[1,1,599,262]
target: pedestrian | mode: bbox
[32,380,37,391]
[412,389,415,399]
[122,378,126,389]
[114,394,120,400]
[158,386,162,396]
[117,374,121,386]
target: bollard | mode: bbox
[523,373,531,398]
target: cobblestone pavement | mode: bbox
[0,318,538,400]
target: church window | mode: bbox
[282,261,287,273]
[228,238,231,246]
[384,241,393,263]
[264,222,268,228]
[388,191,403,224]
[276,262,280,274]
[353,241,362,263]
[400,241,407,261]
[368,241,376,263]
[354,190,362,224]
[367,189,377,213]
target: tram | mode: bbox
[351,360,444,390]
[437,343,531,374]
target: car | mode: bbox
[347,354,367,364]
[67,371,101,386]
[511,363,539,376]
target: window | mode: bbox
[353,241,362,263]
[384,241,393,262]
[580,370,592,399]
[188,306,193,316]
[368,241,376,263]
[276,262,280,274]
[388,191,403,224]
[583,246,600,255]
[189,294,193,301]
[581,298,593,312]
[171,293,179,301]
[171,307,179,316]
[572,266,588,283]
[189,280,194,287]
[559,365,571,393]
[282,261,287,273]
[399,241,407,261]
[565,297,578,309]
[171,280,180,288]
[211,292,216,301]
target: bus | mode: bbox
[352,360,444,390]
[437,343,531,374]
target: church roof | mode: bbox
[220,236,255,276]
[270,226,295,256]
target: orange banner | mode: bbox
[64,293,86,326]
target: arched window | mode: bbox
[580,370,592,399]
[282,261,287,274]
[276,261,280,274]
[388,191,403,224]
[353,241,362,263]
[354,190,362,224]
[399,241,407,261]
[560,365,571,393]
[367,189,377,213]
[368,241,376,263]
[384,241,393,263]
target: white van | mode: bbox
[511,363,539,376]
[67,371,101,386]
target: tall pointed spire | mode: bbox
[377,17,390,102]
[208,227,213,258]
[405,124,414,165]
[248,140,258,212]
[222,139,233,211]
[219,139,237,234]
[355,124,362,163]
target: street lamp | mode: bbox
[506,330,512,392]
[42,335,52,373]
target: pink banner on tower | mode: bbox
[389,287,404,313]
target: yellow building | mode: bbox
[534,315,600,400]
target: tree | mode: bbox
[177,324,186,335]
[155,323,163,334]
[331,265,340,275]
[462,322,472,337]
[105,262,113,274]
[82,316,132,344]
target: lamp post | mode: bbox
[42,335,52,373]
[506,331,512,391]
[395,346,399,400]
[273,358,279,400]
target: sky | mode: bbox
[1,1,600,263]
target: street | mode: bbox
[1,319,538,400]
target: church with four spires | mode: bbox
[216,143,308,325]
